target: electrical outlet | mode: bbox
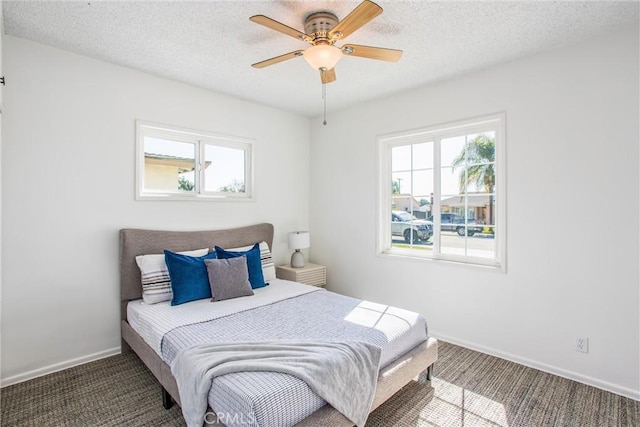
[576,337,589,353]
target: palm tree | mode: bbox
[451,134,495,225]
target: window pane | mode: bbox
[440,194,466,213]
[412,142,433,170]
[204,145,246,193]
[392,145,411,172]
[461,164,495,193]
[444,133,496,194]
[441,135,466,167]
[466,132,495,166]
[143,137,195,192]
[391,171,411,197]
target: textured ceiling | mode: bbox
[3,1,638,117]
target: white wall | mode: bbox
[310,26,639,399]
[1,36,310,383]
[0,2,4,387]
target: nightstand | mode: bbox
[276,263,326,287]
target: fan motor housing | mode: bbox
[304,12,339,42]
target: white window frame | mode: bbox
[136,121,254,201]
[377,113,506,270]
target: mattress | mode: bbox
[127,279,428,427]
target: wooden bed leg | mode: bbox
[418,364,434,385]
[162,387,173,409]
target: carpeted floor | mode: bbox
[1,341,638,426]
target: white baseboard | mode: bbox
[0,347,121,388]
[431,332,640,401]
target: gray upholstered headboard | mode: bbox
[119,223,274,320]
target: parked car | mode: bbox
[392,211,433,243]
[427,213,484,236]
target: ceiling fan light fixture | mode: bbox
[302,44,343,70]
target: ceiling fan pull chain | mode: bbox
[322,82,328,125]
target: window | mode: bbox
[136,121,253,200]
[378,113,505,269]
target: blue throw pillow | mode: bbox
[215,243,267,289]
[165,250,218,306]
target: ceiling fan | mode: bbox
[250,0,403,84]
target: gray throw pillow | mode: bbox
[205,256,254,302]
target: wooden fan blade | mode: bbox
[320,68,337,84]
[342,44,403,62]
[252,50,304,68]
[329,0,383,41]
[250,15,310,41]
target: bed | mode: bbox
[120,223,438,426]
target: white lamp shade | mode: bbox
[288,231,310,250]
[302,45,343,70]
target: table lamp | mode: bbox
[288,231,310,268]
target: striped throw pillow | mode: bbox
[136,248,209,304]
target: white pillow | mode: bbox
[136,248,209,304]
[221,241,276,282]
